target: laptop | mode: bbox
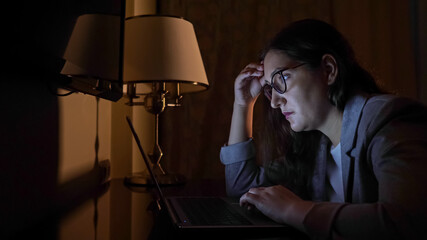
[125,116,298,237]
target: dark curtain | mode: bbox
[158,0,418,180]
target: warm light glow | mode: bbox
[61,14,120,81]
[123,15,209,94]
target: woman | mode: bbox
[220,19,427,239]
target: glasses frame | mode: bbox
[264,63,306,99]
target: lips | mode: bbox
[282,111,293,120]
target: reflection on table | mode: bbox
[19,178,306,240]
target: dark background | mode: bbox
[158,0,426,180]
[0,0,425,238]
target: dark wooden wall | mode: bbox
[158,0,421,180]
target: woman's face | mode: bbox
[263,50,333,132]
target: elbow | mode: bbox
[225,182,246,198]
[224,167,251,198]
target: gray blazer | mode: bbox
[220,94,427,239]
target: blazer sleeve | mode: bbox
[220,139,271,197]
[303,96,427,239]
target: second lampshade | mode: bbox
[123,15,209,186]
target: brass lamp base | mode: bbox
[124,169,186,186]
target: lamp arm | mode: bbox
[151,113,166,174]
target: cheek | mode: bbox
[289,79,330,118]
[299,74,329,103]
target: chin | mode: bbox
[290,122,310,132]
[289,123,303,132]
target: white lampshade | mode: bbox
[123,15,209,94]
[61,14,120,81]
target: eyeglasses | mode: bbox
[263,63,306,101]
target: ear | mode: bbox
[321,54,338,85]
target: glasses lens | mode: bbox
[263,84,272,101]
[272,72,286,94]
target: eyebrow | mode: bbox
[270,67,289,79]
[269,63,305,79]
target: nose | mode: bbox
[270,90,285,109]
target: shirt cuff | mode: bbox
[220,138,255,165]
[303,202,347,240]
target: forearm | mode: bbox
[224,160,268,197]
[228,102,254,145]
[302,202,425,240]
[220,139,271,197]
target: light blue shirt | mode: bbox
[327,143,345,202]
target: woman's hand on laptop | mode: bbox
[239,185,314,233]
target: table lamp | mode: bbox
[123,15,209,186]
[60,13,123,101]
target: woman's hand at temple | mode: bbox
[227,62,264,145]
[234,62,264,107]
[239,185,314,233]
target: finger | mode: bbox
[238,69,263,78]
[248,187,264,194]
[244,203,254,211]
[235,71,263,83]
[239,68,263,78]
[239,196,255,210]
[239,191,262,207]
[239,192,252,206]
[243,62,263,71]
[238,62,263,76]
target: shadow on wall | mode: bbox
[0,79,110,240]
[0,0,117,238]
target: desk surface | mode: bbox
[10,178,307,240]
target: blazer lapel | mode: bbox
[340,94,369,202]
[311,135,330,201]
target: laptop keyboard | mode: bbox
[175,197,253,226]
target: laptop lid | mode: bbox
[125,116,294,236]
[125,116,167,202]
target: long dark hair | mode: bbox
[260,19,383,199]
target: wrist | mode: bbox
[228,101,255,145]
[284,201,314,234]
[233,100,255,110]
